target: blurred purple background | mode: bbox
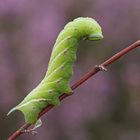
[0,0,140,140]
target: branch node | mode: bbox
[95,65,108,72]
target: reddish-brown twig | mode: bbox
[8,40,140,140]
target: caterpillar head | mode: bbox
[87,32,103,41]
[73,17,103,41]
[85,17,103,41]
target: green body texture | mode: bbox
[8,17,103,124]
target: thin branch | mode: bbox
[8,40,140,140]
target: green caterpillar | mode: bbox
[8,17,103,124]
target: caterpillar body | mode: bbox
[8,17,103,124]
